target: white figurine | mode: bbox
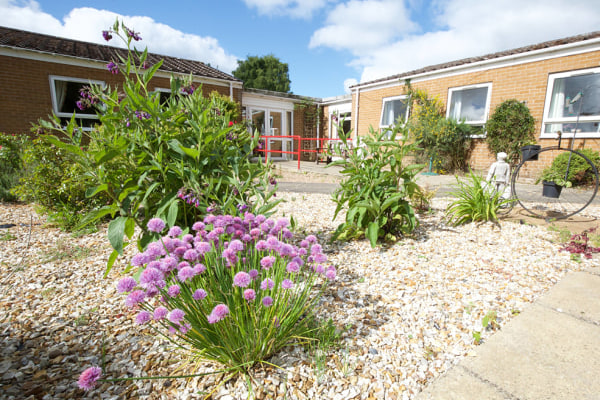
[486,152,511,199]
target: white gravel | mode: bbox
[0,194,595,400]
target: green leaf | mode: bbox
[166,200,179,227]
[74,205,117,231]
[104,249,120,278]
[366,221,379,248]
[108,216,128,255]
[124,217,136,239]
[85,184,108,198]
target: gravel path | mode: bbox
[0,195,595,399]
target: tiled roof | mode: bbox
[354,31,600,88]
[0,26,240,83]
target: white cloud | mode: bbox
[242,0,331,19]
[313,0,600,84]
[0,0,239,73]
[344,78,358,93]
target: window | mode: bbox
[447,83,491,135]
[50,76,105,128]
[380,96,409,128]
[330,111,351,138]
[542,68,600,138]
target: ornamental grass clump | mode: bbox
[117,214,335,373]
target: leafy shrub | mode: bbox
[330,122,424,247]
[445,169,511,226]
[538,149,600,187]
[36,21,277,268]
[485,99,536,164]
[560,228,600,260]
[0,133,28,202]
[116,215,335,371]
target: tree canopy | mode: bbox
[232,54,291,93]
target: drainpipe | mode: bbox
[354,87,360,146]
[229,82,233,101]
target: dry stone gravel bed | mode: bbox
[0,195,596,399]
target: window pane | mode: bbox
[544,122,600,134]
[449,87,488,122]
[381,98,407,126]
[54,80,96,116]
[548,73,600,118]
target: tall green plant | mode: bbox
[330,122,424,247]
[35,21,277,274]
[485,99,536,164]
[0,133,28,202]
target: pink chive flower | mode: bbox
[306,235,317,244]
[125,290,145,307]
[168,226,182,237]
[249,269,259,280]
[260,256,276,270]
[326,266,336,281]
[316,264,325,274]
[193,289,207,300]
[147,218,166,233]
[136,310,151,325]
[286,261,300,273]
[116,277,137,293]
[262,296,273,307]
[153,306,168,320]
[192,221,205,231]
[183,249,199,261]
[167,285,181,297]
[178,266,195,282]
[193,263,206,275]
[310,244,323,255]
[243,289,256,301]
[78,366,102,391]
[281,279,294,289]
[233,271,251,288]
[168,309,185,324]
[207,304,229,324]
[260,278,274,290]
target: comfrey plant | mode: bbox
[78,214,336,391]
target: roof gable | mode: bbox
[0,26,240,83]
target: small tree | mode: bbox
[233,55,291,93]
[485,99,536,165]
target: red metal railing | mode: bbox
[254,135,343,169]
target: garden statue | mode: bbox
[486,152,511,198]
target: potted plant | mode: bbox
[521,141,541,161]
[536,170,572,198]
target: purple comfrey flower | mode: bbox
[181,85,195,95]
[260,278,274,290]
[286,261,300,273]
[168,309,185,324]
[262,296,273,307]
[134,110,151,120]
[237,203,248,213]
[147,218,166,233]
[260,255,276,270]
[153,306,168,320]
[207,304,229,324]
[167,285,181,297]
[107,61,118,74]
[244,288,256,301]
[269,176,277,186]
[125,290,145,308]
[135,310,151,325]
[117,277,137,293]
[76,100,87,111]
[281,279,294,289]
[78,366,102,391]
[168,226,183,237]
[102,30,112,41]
[183,249,199,262]
[192,221,205,231]
[178,266,195,282]
[249,269,259,280]
[193,263,206,275]
[126,28,142,41]
[193,288,207,300]
[233,271,251,288]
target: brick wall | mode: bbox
[0,54,240,135]
[352,50,600,174]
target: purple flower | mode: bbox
[306,235,317,244]
[310,244,323,255]
[316,264,325,274]
[125,290,145,308]
[102,30,112,41]
[168,226,183,237]
[266,236,280,251]
[249,269,259,279]
[193,289,207,300]
[178,266,195,282]
[228,239,244,252]
[262,296,273,307]
[286,261,300,273]
[168,309,185,324]
[153,306,168,320]
[326,266,336,281]
[147,218,166,233]
[139,268,163,288]
[117,276,137,293]
[107,61,118,74]
[135,310,151,325]
[78,366,102,391]
[314,253,328,263]
[208,304,229,324]
[131,253,149,267]
[260,278,274,290]
[281,279,294,289]
[233,271,251,288]
[260,256,276,270]
[255,240,268,251]
[243,289,256,301]
[192,221,205,231]
[126,28,142,41]
[167,285,181,297]
[193,263,206,275]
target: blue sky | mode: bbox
[1,0,599,98]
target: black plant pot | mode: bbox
[521,145,541,161]
[542,181,563,198]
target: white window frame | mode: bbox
[446,83,492,138]
[49,75,105,121]
[379,95,409,129]
[541,67,600,139]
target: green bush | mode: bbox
[485,99,536,165]
[330,122,424,247]
[0,133,28,202]
[35,21,277,273]
[538,149,600,187]
[446,169,511,226]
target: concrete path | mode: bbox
[274,160,600,400]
